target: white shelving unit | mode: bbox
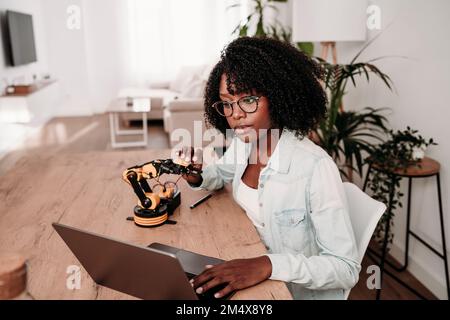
[0,80,61,124]
[0,80,62,160]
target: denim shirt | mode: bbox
[192,129,361,300]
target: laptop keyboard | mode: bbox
[186,273,233,300]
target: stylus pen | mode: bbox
[190,193,213,209]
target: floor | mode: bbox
[0,114,438,300]
[0,114,169,176]
[351,246,437,300]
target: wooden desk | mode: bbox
[0,150,291,300]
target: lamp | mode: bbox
[292,0,367,63]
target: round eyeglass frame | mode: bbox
[211,96,262,117]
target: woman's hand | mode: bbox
[190,256,272,298]
[175,147,203,187]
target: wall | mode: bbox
[1,0,119,117]
[0,0,48,93]
[0,0,96,117]
[318,0,450,299]
[40,0,92,116]
[82,0,128,114]
[0,0,50,157]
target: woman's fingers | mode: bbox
[191,264,233,297]
[194,276,224,295]
[213,284,235,299]
[192,148,203,164]
[184,147,202,163]
[177,147,189,159]
[184,147,192,162]
[191,266,215,289]
[178,147,188,161]
[176,147,202,164]
[174,147,203,184]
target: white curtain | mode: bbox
[122,0,248,86]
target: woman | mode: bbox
[178,36,360,300]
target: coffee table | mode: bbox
[106,97,150,148]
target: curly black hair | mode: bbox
[204,36,327,139]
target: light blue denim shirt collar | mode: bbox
[242,129,300,174]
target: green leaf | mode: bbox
[239,25,248,37]
[351,31,385,64]
[255,18,266,36]
[297,42,314,57]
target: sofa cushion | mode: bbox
[180,75,206,98]
[169,65,206,93]
[167,98,204,112]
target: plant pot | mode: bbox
[411,144,427,161]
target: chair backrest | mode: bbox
[342,182,386,299]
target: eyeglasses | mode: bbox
[212,96,261,117]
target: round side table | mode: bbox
[363,157,449,300]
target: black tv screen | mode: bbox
[6,10,37,66]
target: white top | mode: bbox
[235,179,263,228]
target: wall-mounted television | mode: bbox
[5,10,37,66]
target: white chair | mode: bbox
[342,182,386,299]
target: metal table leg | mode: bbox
[436,173,450,299]
[109,112,148,149]
[364,163,450,299]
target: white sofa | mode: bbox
[119,64,209,122]
[163,97,206,147]
[118,64,224,148]
[118,86,177,121]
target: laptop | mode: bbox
[52,223,234,300]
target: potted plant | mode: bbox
[315,107,390,180]
[228,0,314,56]
[364,127,437,249]
[312,40,394,180]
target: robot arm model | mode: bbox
[122,158,202,227]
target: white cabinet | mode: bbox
[0,80,61,124]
